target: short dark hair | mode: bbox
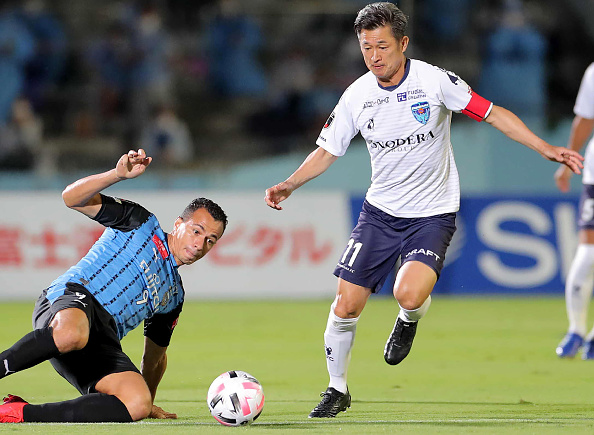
[180,198,228,233]
[354,2,408,40]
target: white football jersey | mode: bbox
[574,63,594,184]
[316,58,492,218]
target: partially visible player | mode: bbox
[264,2,584,418]
[554,63,594,359]
[0,149,228,423]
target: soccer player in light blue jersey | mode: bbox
[0,149,227,423]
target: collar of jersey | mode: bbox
[163,232,180,269]
[376,57,410,91]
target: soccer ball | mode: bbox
[206,370,265,426]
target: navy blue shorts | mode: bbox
[333,201,457,293]
[578,184,594,230]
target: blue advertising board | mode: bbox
[349,195,580,295]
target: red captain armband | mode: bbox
[461,92,492,122]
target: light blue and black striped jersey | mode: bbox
[46,195,184,340]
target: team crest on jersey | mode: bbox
[411,101,430,125]
[323,112,335,129]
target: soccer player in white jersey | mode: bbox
[264,2,584,417]
[554,63,594,360]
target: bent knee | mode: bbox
[394,288,427,311]
[123,392,153,421]
[397,297,426,311]
[333,301,364,318]
[52,328,89,353]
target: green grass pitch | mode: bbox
[0,296,593,434]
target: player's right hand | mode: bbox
[115,148,152,180]
[149,404,177,419]
[554,164,573,193]
[265,181,294,210]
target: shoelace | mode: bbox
[318,392,333,404]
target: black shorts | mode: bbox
[32,283,140,395]
[334,200,457,292]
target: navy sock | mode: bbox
[0,328,60,379]
[23,393,133,423]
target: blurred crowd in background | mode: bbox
[0,0,592,174]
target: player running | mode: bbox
[554,62,594,359]
[0,149,227,423]
[264,2,584,418]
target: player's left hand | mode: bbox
[149,404,178,419]
[542,145,584,175]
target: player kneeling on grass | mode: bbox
[0,149,227,423]
[264,2,584,418]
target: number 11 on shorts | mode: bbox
[340,239,363,267]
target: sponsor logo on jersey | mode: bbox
[411,101,430,125]
[323,112,335,128]
[363,96,389,109]
[405,248,441,261]
[397,89,426,102]
[368,131,435,152]
[366,118,374,131]
[152,234,169,259]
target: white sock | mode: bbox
[398,295,432,323]
[565,244,594,337]
[324,303,358,394]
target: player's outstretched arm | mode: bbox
[141,337,177,419]
[265,147,338,210]
[554,115,594,192]
[62,149,152,218]
[485,105,584,174]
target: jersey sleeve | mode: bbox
[92,194,152,232]
[436,67,493,122]
[143,303,183,347]
[315,87,359,156]
[574,63,594,119]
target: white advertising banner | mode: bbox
[0,191,350,300]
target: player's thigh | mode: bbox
[396,213,456,307]
[334,201,403,293]
[95,371,152,421]
[333,278,372,318]
[394,261,437,309]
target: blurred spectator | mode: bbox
[139,104,193,168]
[86,21,132,131]
[204,0,268,98]
[87,0,174,144]
[416,0,471,47]
[128,0,175,141]
[478,0,547,117]
[247,46,313,145]
[0,97,42,170]
[0,2,35,124]
[18,0,67,111]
